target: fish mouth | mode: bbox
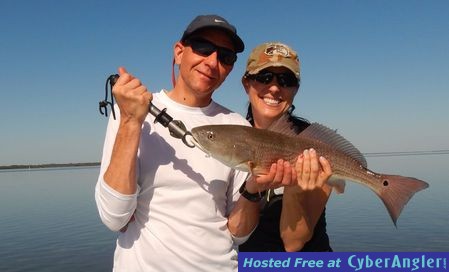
[188,134,210,155]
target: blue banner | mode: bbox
[239,252,448,271]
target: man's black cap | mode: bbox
[181,15,244,53]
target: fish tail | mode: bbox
[377,174,429,226]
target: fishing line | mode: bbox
[363,149,449,157]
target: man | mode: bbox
[95,15,294,271]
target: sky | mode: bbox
[1,0,448,166]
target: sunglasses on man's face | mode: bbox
[246,70,299,88]
[184,38,237,66]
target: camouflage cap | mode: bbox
[245,42,300,79]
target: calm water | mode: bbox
[0,167,116,272]
[326,155,449,251]
[0,156,448,271]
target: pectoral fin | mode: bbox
[234,160,255,173]
[327,177,346,194]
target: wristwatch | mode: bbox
[239,180,266,202]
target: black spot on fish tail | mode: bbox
[376,174,429,226]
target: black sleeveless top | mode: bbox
[238,192,332,252]
[239,112,332,252]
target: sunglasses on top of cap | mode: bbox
[184,38,237,66]
[245,70,299,88]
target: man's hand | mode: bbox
[113,67,152,126]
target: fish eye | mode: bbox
[207,131,215,140]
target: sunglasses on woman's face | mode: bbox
[184,38,237,66]
[246,70,299,88]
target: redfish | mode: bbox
[191,115,429,225]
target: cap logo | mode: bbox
[264,44,290,57]
[214,19,225,23]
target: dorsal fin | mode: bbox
[299,123,367,168]
[266,113,298,137]
[267,114,367,167]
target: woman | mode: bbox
[238,42,333,252]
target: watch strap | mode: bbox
[239,180,266,202]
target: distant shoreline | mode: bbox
[0,162,100,170]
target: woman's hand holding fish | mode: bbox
[294,148,332,191]
[248,159,297,193]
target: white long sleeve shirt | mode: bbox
[95,90,250,272]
